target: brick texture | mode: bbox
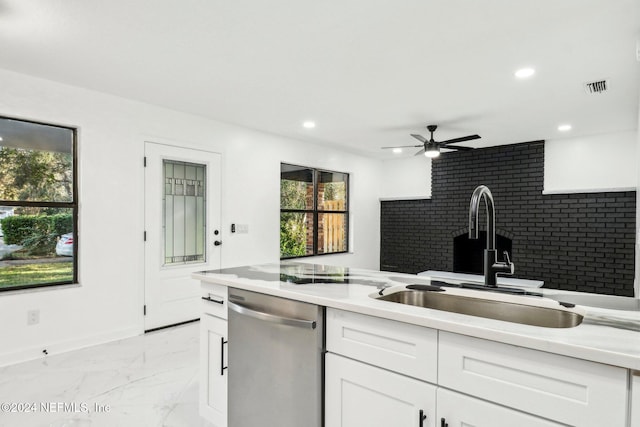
[380,141,636,296]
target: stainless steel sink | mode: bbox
[375,290,583,328]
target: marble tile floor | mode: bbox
[0,322,214,427]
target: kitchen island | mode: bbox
[195,261,640,427]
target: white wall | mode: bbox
[544,131,637,194]
[379,155,432,200]
[0,68,382,366]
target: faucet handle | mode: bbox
[502,251,515,275]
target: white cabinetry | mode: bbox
[325,309,630,427]
[437,388,562,427]
[438,332,628,427]
[326,309,438,427]
[325,353,436,427]
[199,284,228,427]
[632,371,640,427]
[326,308,437,382]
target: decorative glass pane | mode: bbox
[317,171,347,211]
[163,160,206,265]
[280,164,314,210]
[317,213,347,254]
[280,212,314,258]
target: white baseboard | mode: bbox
[0,326,141,368]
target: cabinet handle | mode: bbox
[419,409,427,427]
[202,296,224,305]
[440,418,448,427]
[220,337,228,376]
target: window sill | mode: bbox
[0,282,80,296]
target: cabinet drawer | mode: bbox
[326,308,438,383]
[438,332,627,426]
[201,283,228,319]
[437,388,562,427]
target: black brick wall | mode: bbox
[380,141,637,296]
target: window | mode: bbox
[280,163,348,258]
[0,116,77,292]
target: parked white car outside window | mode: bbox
[56,233,73,257]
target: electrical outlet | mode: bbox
[27,310,40,326]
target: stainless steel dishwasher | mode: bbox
[227,288,324,427]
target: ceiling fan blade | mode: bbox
[443,145,474,151]
[440,135,481,145]
[414,148,425,156]
[410,134,427,143]
[381,144,423,149]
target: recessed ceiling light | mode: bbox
[392,148,402,154]
[515,68,535,79]
[558,124,572,132]
[302,121,316,129]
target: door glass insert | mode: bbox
[163,159,206,265]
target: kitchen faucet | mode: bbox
[468,185,514,287]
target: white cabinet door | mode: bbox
[199,313,227,427]
[631,371,640,427]
[437,388,563,427]
[325,353,436,427]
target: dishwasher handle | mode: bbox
[228,300,317,329]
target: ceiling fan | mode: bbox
[382,125,481,158]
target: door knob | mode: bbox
[214,240,222,246]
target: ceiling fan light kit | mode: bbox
[382,124,481,159]
[424,143,440,158]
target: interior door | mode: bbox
[144,141,221,331]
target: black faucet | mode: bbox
[468,185,514,287]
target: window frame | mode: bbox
[280,163,349,259]
[0,115,78,292]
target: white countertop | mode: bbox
[193,262,640,370]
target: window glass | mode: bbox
[0,117,77,292]
[280,164,314,210]
[317,171,347,211]
[317,213,347,254]
[279,212,314,258]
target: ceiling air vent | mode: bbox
[584,79,609,94]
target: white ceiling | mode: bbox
[0,0,638,158]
